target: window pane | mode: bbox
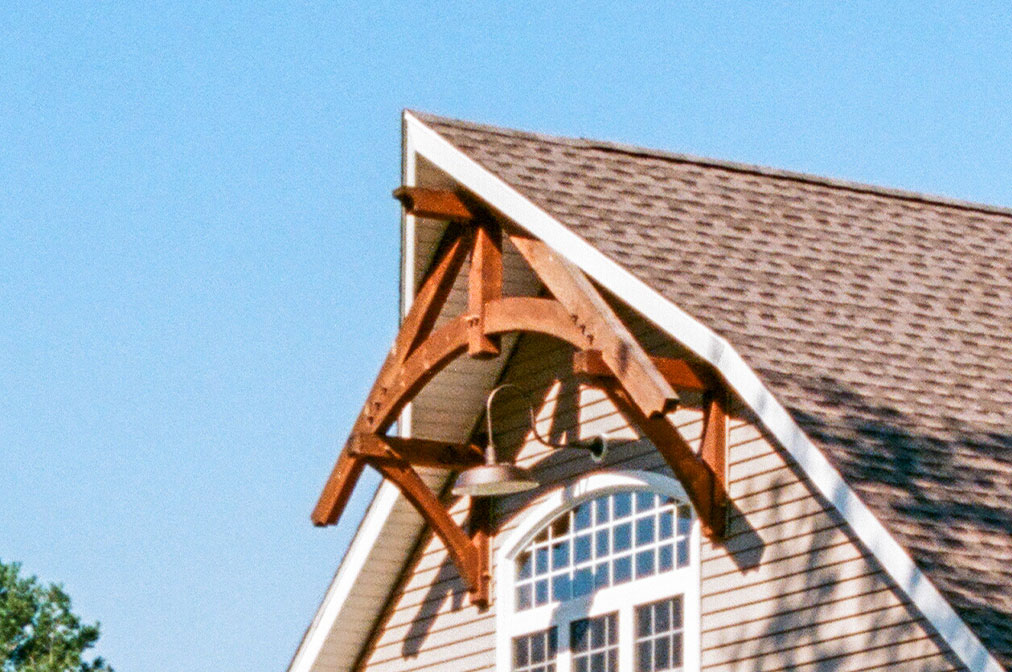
[635,491,656,512]
[613,523,632,552]
[595,529,609,557]
[551,541,569,569]
[654,638,670,669]
[594,562,609,589]
[635,549,655,578]
[514,637,528,667]
[636,516,655,545]
[654,600,670,631]
[535,579,548,606]
[658,510,673,540]
[551,573,570,602]
[517,551,533,580]
[677,505,691,534]
[573,567,593,598]
[536,547,549,574]
[658,545,673,572]
[516,584,532,610]
[613,556,631,584]
[531,632,545,662]
[637,641,652,671]
[637,601,652,637]
[575,533,592,563]
[677,539,689,567]
[613,492,632,518]
[575,503,592,530]
[552,515,570,538]
[571,619,590,652]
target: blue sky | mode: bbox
[1,3,1010,671]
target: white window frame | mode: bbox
[495,470,701,672]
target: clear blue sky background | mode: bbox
[1,3,1010,671]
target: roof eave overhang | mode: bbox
[289,111,1006,672]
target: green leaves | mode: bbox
[0,561,112,672]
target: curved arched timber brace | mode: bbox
[311,190,731,608]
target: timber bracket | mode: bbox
[312,187,731,608]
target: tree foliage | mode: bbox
[0,561,112,672]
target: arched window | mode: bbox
[496,471,700,672]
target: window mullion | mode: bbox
[619,602,635,672]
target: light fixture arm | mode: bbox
[484,383,609,462]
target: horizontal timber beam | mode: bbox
[393,186,474,223]
[348,433,485,469]
[574,349,712,392]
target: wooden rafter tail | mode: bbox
[507,232,680,418]
[468,497,492,607]
[370,459,488,606]
[699,390,730,537]
[467,219,503,358]
[347,433,484,469]
[312,227,473,527]
[574,349,712,392]
[393,186,475,223]
[312,453,366,526]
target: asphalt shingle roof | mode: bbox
[415,111,1012,668]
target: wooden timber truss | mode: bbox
[312,187,731,607]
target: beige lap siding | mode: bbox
[353,332,965,672]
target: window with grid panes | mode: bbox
[501,479,699,672]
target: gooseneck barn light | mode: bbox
[451,384,611,498]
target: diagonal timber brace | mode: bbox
[313,188,732,609]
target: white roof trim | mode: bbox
[288,481,397,672]
[404,110,1005,672]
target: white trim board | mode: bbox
[403,110,1005,672]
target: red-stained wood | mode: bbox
[467,221,502,358]
[699,390,729,535]
[484,297,587,346]
[347,433,485,469]
[508,232,679,418]
[370,459,488,606]
[312,228,471,526]
[393,187,475,223]
[574,349,712,392]
[469,497,492,608]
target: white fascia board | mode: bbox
[288,480,398,672]
[404,111,1006,672]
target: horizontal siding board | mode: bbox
[702,575,897,631]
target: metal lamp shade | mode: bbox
[451,463,539,497]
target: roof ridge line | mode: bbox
[408,109,1012,219]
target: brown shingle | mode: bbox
[415,111,1012,669]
